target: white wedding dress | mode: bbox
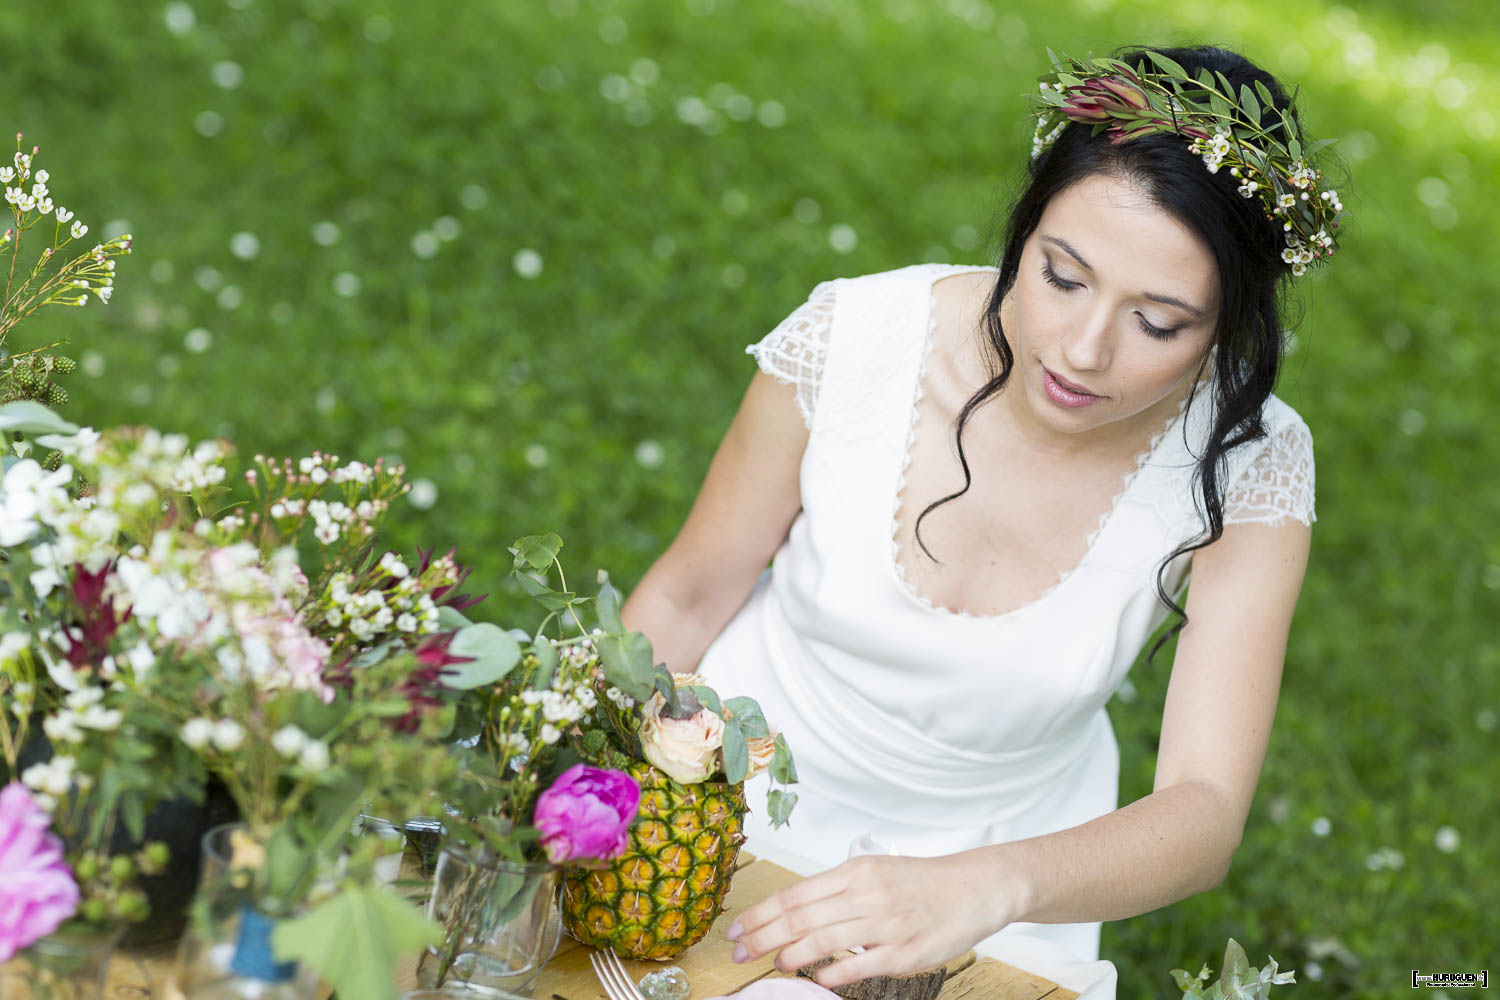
[693,263,1315,999]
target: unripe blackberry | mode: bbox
[54,354,78,374]
[43,450,62,471]
[46,383,68,406]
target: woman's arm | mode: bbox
[620,370,809,673]
[727,515,1312,986]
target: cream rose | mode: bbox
[745,731,779,780]
[639,679,724,784]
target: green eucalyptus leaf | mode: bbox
[0,401,78,437]
[351,640,401,669]
[1304,137,1337,155]
[597,632,655,701]
[1253,79,1276,112]
[595,576,625,634]
[721,719,749,784]
[767,789,798,828]
[530,637,559,689]
[689,685,722,716]
[722,697,770,739]
[440,623,522,689]
[1288,137,1302,161]
[271,885,441,1000]
[771,733,798,784]
[510,533,563,572]
[1221,939,1252,995]
[436,605,473,631]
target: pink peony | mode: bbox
[533,765,640,865]
[0,783,79,962]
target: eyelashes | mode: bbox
[1039,261,1182,342]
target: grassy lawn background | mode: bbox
[2,0,1494,994]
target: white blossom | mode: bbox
[71,220,88,239]
[211,718,246,751]
[539,723,561,745]
[272,725,309,758]
[182,717,216,749]
[299,740,331,773]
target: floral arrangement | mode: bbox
[1172,938,1296,999]
[1027,49,1344,277]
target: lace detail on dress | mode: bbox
[1223,418,1317,526]
[887,269,1194,621]
[745,280,837,429]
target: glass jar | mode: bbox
[169,823,320,1000]
[0,926,121,1000]
[414,845,560,997]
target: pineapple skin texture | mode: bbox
[560,761,749,960]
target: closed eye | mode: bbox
[1136,314,1182,341]
[1040,261,1080,291]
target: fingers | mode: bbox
[728,864,854,941]
[744,901,885,971]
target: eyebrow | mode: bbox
[1041,235,1207,318]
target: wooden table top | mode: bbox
[11,855,1076,1000]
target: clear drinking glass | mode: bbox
[0,926,121,1000]
[414,845,561,997]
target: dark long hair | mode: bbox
[914,45,1301,663]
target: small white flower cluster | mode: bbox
[520,682,599,745]
[270,724,331,772]
[1319,188,1343,213]
[1188,127,1233,174]
[1229,166,1260,199]
[1288,159,1316,190]
[1030,116,1065,159]
[22,754,81,810]
[604,686,635,710]
[181,716,247,752]
[42,686,124,744]
[323,566,440,641]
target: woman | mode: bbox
[621,44,1333,997]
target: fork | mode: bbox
[589,947,647,1000]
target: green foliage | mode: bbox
[271,884,442,1000]
[1,1,1494,993]
[440,623,522,689]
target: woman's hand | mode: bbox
[725,853,1021,988]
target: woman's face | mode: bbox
[1002,171,1219,447]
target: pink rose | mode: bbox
[639,681,724,785]
[534,765,640,865]
[0,783,79,962]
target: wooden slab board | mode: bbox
[4,856,1074,1000]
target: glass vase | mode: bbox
[414,845,561,997]
[168,822,321,1000]
[0,926,120,1000]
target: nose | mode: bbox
[1060,300,1114,373]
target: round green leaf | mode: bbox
[441,623,522,690]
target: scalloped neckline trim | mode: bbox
[887,263,1192,622]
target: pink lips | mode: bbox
[1042,366,1103,408]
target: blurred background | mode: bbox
[2,0,1494,994]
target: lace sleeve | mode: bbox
[745,280,837,429]
[1223,419,1316,527]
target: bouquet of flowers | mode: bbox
[478,535,800,961]
[1172,938,1296,1000]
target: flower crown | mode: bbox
[1026,49,1344,278]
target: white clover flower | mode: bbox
[181,717,215,749]
[272,725,309,758]
[299,740,331,773]
[71,220,87,239]
[211,718,246,751]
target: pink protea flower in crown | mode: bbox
[533,765,640,865]
[0,783,80,962]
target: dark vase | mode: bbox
[15,721,240,946]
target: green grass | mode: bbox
[2,0,1496,994]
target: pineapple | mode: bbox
[561,761,748,960]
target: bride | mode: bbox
[621,43,1333,998]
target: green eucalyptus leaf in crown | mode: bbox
[1025,49,1345,278]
